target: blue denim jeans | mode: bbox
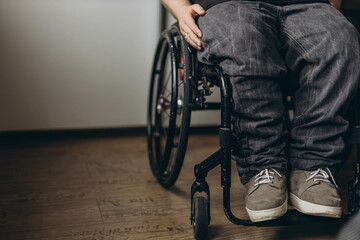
[197,1,360,184]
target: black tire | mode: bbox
[147,24,194,188]
[193,196,209,240]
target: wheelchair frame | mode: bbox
[147,23,360,239]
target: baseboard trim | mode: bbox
[0,126,219,145]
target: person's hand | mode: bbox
[176,4,205,50]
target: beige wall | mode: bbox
[0,0,160,131]
[0,0,220,132]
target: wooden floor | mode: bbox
[0,131,356,240]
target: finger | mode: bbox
[189,5,205,38]
[182,24,202,49]
[181,28,199,49]
[185,33,201,50]
[185,16,203,38]
[181,27,201,50]
[191,4,206,16]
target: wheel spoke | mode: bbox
[162,71,171,94]
[163,110,170,118]
[163,91,172,100]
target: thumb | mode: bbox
[191,4,206,17]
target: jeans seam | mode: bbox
[282,28,314,122]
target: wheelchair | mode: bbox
[147,23,360,240]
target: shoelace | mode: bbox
[305,167,338,189]
[254,168,282,187]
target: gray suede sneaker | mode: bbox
[244,168,287,222]
[289,168,342,218]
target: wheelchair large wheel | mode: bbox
[147,25,194,188]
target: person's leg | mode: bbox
[197,1,288,185]
[281,2,360,171]
[280,3,360,217]
[197,1,288,222]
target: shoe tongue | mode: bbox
[246,170,282,195]
[306,169,331,182]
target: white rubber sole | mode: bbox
[289,193,342,218]
[246,196,288,222]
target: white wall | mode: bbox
[0,0,160,131]
[0,0,219,131]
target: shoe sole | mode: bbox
[289,193,342,218]
[246,196,288,222]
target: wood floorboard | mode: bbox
[0,133,356,239]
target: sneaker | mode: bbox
[244,168,288,222]
[289,167,342,218]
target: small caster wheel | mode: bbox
[193,196,209,240]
